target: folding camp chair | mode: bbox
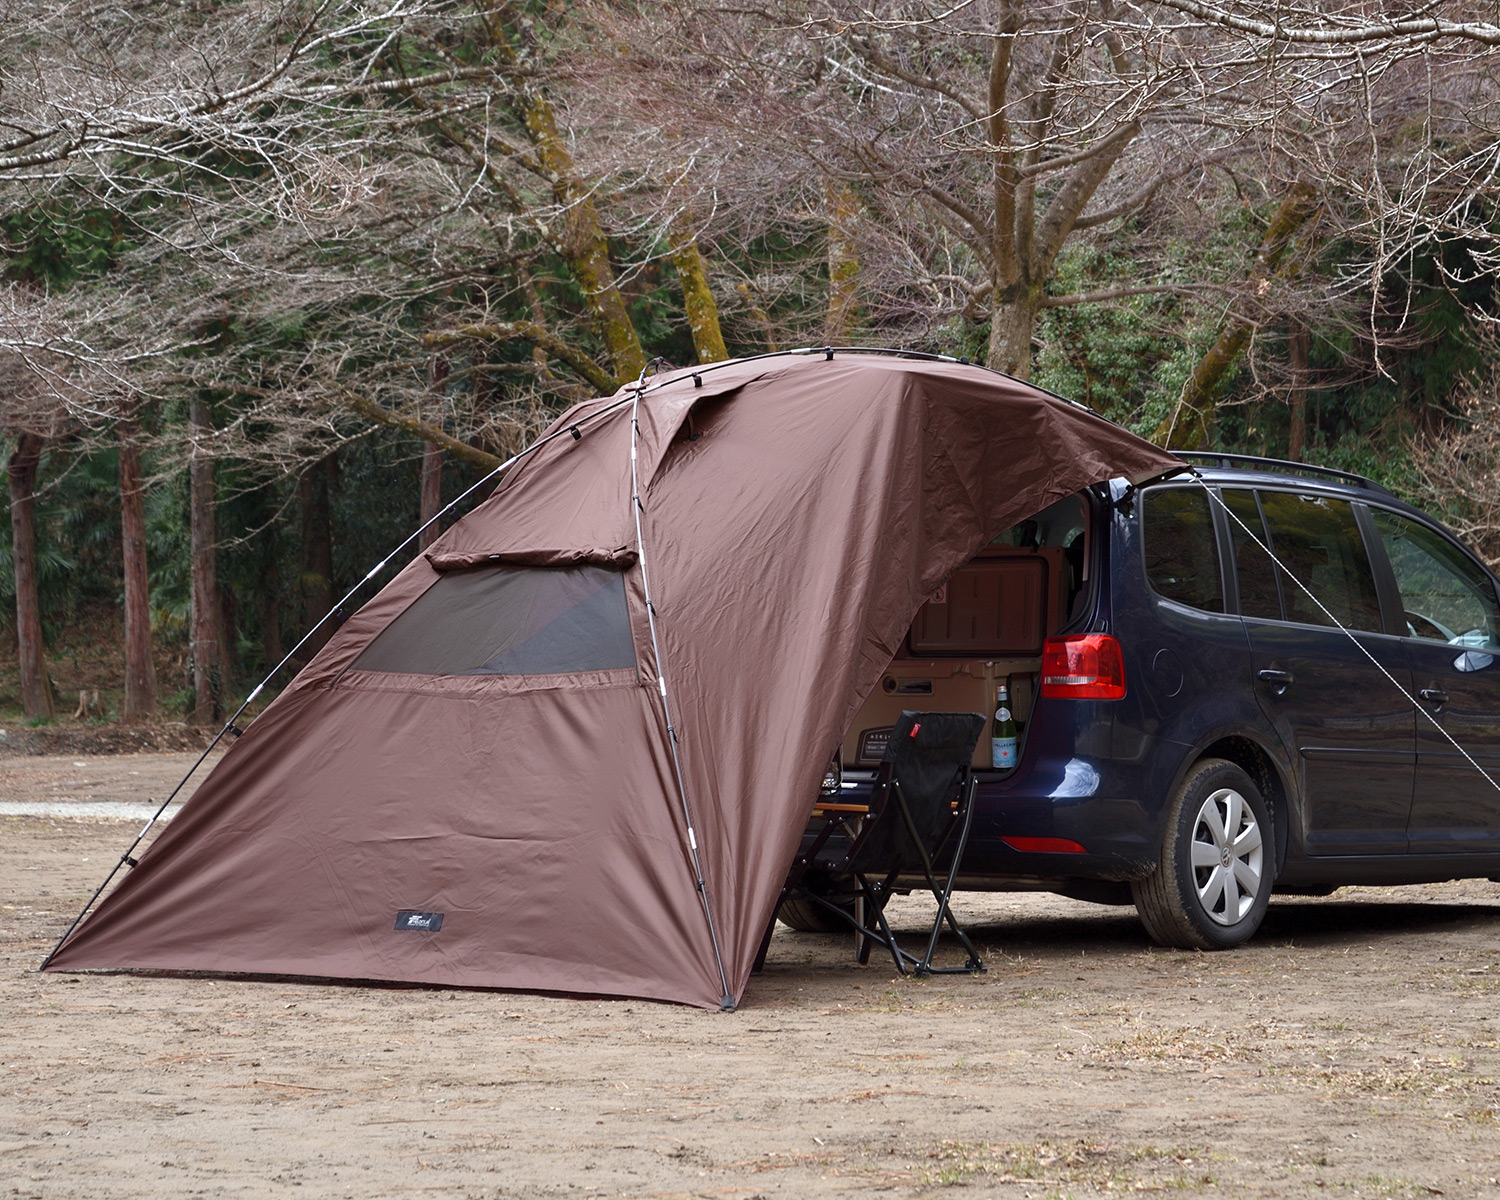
[763,711,987,977]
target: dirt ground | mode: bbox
[4,753,1500,1199]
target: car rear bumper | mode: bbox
[804,746,1161,886]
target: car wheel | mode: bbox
[1132,758,1274,950]
[777,887,858,933]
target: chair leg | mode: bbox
[853,871,908,973]
[894,775,985,976]
[751,908,778,975]
[854,880,875,965]
[800,883,909,975]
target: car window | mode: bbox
[1223,489,1281,621]
[991,493,1086,549]
[1142,487,1223,612]
[1370,510,1500,650]
[1256,490,1383,632]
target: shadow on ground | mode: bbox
[848,889,1500,964]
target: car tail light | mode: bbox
[1041,634,1127,700]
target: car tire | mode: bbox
[1132,758,1274,950]
[777,889,857,933]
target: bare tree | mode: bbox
[188,397,228,724]
[117,393,157,719]
[6,423,54,719]
[1140,0,1500,432]
[579,0,1500,427]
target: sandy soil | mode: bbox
[4,753,1500,1199]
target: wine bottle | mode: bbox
[991,681,1018,769]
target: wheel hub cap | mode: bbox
[1189,786,1265,927]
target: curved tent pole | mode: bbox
[623,344,1105,419]
[40,391,642,970]
[628,360,735,1011]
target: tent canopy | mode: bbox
[47,352,1180,1008]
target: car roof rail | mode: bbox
[1174,451,1394,497]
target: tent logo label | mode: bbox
[394,910,444,932]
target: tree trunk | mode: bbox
[118,400,158,720]
[1154,182,1320,450]
[299,451,336,658]
[260,554,282,674]
[824,181,861,344]
[1287,322,1309,462]
[735,282,778,352]
[669,215,729,363]
[418,358,448,551]
[419,443,443,550]
[7,432,54,719]
[987,285,1044,380]
[189,397,225,725]
[514,87,646,385]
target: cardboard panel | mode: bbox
[842,659,1037,769]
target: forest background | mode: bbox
[4,0,1500,728]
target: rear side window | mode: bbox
[353,564,637,676]
[1224,489,1281,620]
[1142,488,1223,612]
[1255,490,1382,632]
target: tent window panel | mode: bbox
[353,565,637,677]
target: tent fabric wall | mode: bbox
[46,354,1180,1008]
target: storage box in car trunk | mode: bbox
[840,547,1066,769]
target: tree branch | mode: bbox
[1148,0,1500,47]
[425,321,616,395]
[341,393,503,471]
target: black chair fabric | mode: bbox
[849,711,984,876]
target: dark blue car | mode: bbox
[791,453,1500,949]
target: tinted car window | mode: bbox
[1371,509,1500,649]
[1142,488,1223,612]
[1257,490,1382,631]
[1223,489,1281,620]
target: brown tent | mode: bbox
[46,352,1180,1008]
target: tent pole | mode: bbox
[629,363,736,1011]
[40,393,641,971]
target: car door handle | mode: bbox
[1257,668,1294,695]
[1419,688,1448,708]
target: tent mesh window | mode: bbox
[352,564,637,676]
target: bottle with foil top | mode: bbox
[991,681,1018,769]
